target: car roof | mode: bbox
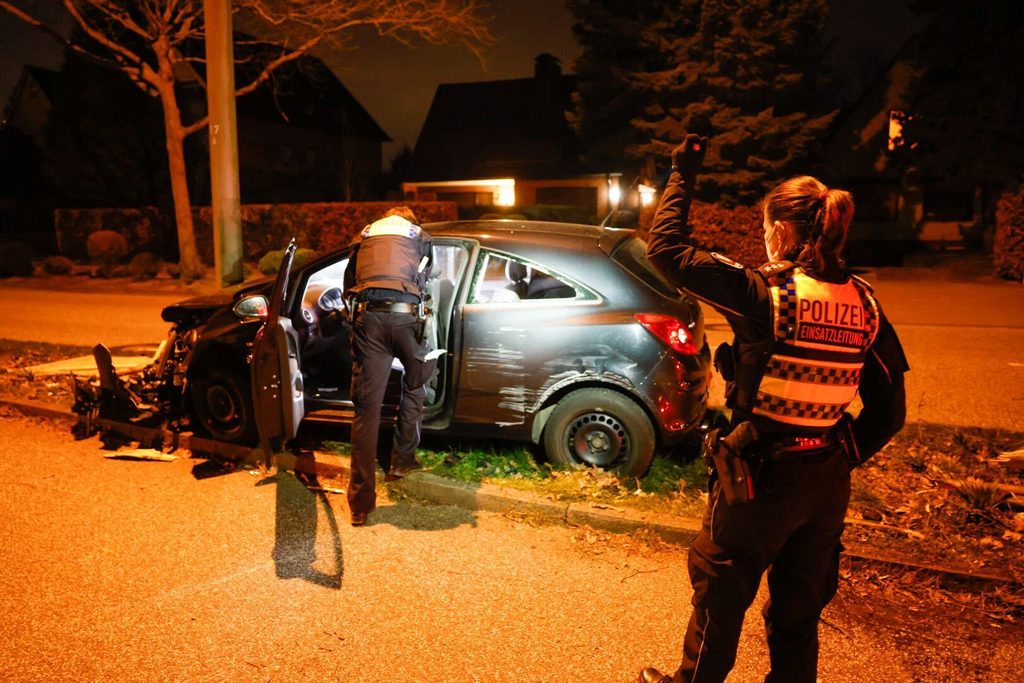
[422,220,636,254]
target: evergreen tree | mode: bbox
[569,0,836,204]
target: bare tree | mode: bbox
[1,0,492,280]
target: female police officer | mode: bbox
[638,136,908,683]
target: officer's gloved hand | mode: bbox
[672,133,708,177]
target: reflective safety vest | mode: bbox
[349,215,430,297]
[749,266,880,429]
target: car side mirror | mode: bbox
[233,295,269,320]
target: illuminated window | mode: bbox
[495,182,516,207]
[888,110,917,152]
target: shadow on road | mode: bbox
[257,470,343,589]
[370,499,478,531]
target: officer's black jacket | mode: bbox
[647,171,909,463]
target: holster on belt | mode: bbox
[414,301,428,342]
[703,420,760,505]
[834,412,863,468]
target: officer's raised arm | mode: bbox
[645,135,767,320]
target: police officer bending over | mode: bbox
[343,206,433,527]
[638,136,909,683]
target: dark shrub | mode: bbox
[994,185,1024,281]
[41,255,74,275]
[258,247,317,275]
[56,202,458,265]
[86,230,129,277]
[458,204,593,224]
[639,201,765,266]
[128,252,161,280]
[0,241,34,277]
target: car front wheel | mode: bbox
[542,388,655,478]
[191,365,257,445]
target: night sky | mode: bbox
[1,0,917,163]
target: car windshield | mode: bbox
[611,237,679,298]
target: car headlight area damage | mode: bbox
[70,307,221,446]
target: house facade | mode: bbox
[1,49,390,253]
[402,54,629,223]
[825,44,985,260]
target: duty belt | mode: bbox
[356,301,420,314]
[764,432,837,459]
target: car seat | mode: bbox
[526,271,576,299]
[504,260,531,299]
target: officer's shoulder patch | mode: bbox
[757,260,796,278]
[710,252,744,269]
[850,273,875,293]
[363,215,421,239]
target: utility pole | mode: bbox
[203,0,244,287]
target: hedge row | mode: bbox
[54,201,458,264]
[638,201,766,267]
[994,185,1024,281]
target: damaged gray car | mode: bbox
[73,221,712,476]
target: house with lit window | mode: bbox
[825,42,985,260]
[402,54,636,223]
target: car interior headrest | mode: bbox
[505,260,531,283]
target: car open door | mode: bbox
[251,239,303,465]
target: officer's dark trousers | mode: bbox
[674,448,850,683]
[348,311,428,516]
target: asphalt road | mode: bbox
[0,272,1022,431]
[1,412,1019,682]
[0,285,183,348]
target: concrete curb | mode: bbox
[391,471,702,546]
[0,395,702,545]
[0,396,76,421]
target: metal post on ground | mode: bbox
[203,0,244,287]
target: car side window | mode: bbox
[306,256,349,290]
[469,252,581,304]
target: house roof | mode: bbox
[411,55,583,181]
[1,66,58,127]
[233,53,390,142]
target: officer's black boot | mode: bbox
[638,667,671,683]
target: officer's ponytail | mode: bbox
[763,176,854,278]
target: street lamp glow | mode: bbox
[639,184,655,206]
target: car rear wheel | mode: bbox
[542,388,655,477]
[191,365,257,445]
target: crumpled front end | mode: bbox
[71,324,200,440]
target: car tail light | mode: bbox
[635,313,698,355]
